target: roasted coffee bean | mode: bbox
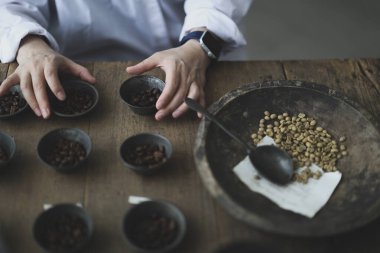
[130,213,178,250]
[42,214,88,251]
[126,144,166,166]
[55,89,94,114]
[46,138,86,167]
[0,91,26,115]
[131,88,161,107]
[0,146,8,161]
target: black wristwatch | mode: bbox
[180,30,223,60]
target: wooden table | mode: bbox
[1,59,380,253]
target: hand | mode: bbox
[126,40,211,120]
[0,35,96,118]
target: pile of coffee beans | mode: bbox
[130,213,178,250]
[46,138,86,167]
[0,90,26,115]
[0,146,8,161]
[42,214,88,251]
[131,88,161,107]
[55,89,94,115]
[126,144,167,166]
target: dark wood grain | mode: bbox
[0,60,379,253]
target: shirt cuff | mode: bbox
[180,9,247,53]
[0,22,58,63]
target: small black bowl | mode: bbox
[120,133,172,175]
[0,85,28,119]
[0,131,16,168]
[50,79,99,117]
[33,203,93,253]
[37,128,91,173]
[119,75,165,115]
[123,200,186,253]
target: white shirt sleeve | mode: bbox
[182,0,253,51]
[0,0,59,63]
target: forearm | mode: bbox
[0,0,58,63]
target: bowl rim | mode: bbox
[0,131,16,165]
[119,132,172,172]
[50,79,99,117]
[119,75,165,109]
[37,127,92,171]
[0,85,28,119]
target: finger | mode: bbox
[156,63,180,110]
[155,78,188,120]
[44,65,65,101]
[63,59,96,84]
[19,73,42,117]
[31,69,50,118]
[0,73,19,95]
[172,83,201,118]
[197,89,206,118]
[126,54,159,74]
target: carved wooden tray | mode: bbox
[194,80,380,236]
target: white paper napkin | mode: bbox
[233,136,342,218]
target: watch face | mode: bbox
[201,32,222,58]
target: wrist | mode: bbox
[182,39,211,67]
[17,35,52,62]
[180,30,223,60]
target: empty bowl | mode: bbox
[119,75,165,115]
[33,203,93,253]
[123,200,186,253]
[0,85,28,119]
[120,133,172,175]
[0,131,16,169]
[49,79,99,117]
[37,128,91,173]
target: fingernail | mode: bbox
[155,111,164,121]
[172,111,180,118]
[57,91,66,100]
[41,108,49,118]
[34,107,42,117]
[156,100,163,110]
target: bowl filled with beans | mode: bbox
[0,85,28,119]
[120,133,172,175]
[119,75,164,116]
[37,128,91,173]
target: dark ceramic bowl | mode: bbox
[0,85,28,119]
[50,79,99,117]
[37,128,91,173]
[33,203,93,253]
[0,131,16,168]
[119,75,165,115]
[123,200,186,253]
[120,133,172,175]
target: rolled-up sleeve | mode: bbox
[0,0,58,63]
[181,0,253,51]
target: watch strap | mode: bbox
[180,31,204,45]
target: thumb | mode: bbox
[126,55,158,74]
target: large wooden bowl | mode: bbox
[194,80,380,236]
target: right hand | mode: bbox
[0,35,96,118]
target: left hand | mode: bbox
[126,40,211,120]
